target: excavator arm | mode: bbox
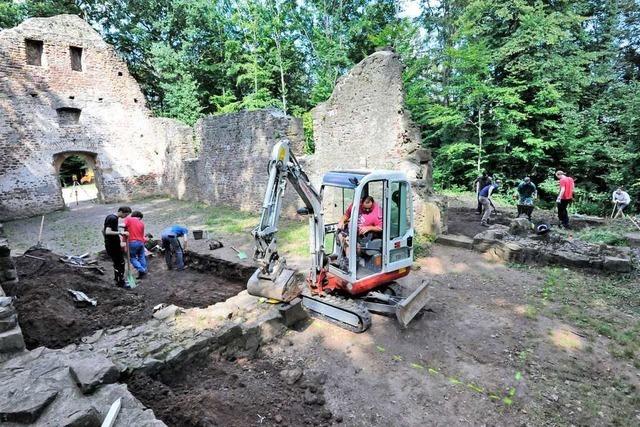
[248,140,324,301]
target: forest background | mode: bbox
[2,0,639,214]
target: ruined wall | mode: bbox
[184,109,304,214]
[0,15,186,220]
[311,49,445,235]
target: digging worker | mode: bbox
[161,225,189,271]
[103,206,131,288]
[474,172,492,215]
[612,187,631,219]
[337,196,383,267]
[555,170,575,229]
[478,180,500,227]
[516,177,537,220]
[124,210,147,279]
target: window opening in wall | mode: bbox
[70,46,83,71]
[58,155,98,205]
[25,39,43,66]
[117,71,123,76]
[56,108,81,126]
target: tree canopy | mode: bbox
[2,0,638,213]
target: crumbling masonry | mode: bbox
[1,15,441,234]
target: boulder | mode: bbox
[509,218,532,235]
[603,256,632,273]
[0,325,25,352]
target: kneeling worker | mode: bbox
[161,225,189,271]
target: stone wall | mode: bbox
[0,239,25,360]
[0,15,187,220]
[310,49,445,235]
[182,109,304,214]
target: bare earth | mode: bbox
[3,199,639,425]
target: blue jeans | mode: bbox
[162,235,184,270]
[129,241,147,273]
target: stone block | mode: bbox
[0,388,58,423]
[509,218,532,235]
[0,325,25,352]
[278,298,309,327]
[69,355,120,394]
[61,406,101,427]
[603,256,632,273]
[0,314,18,333]
[436,234,473,250]
[625,232,640,248]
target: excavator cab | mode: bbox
[321,171,414,289]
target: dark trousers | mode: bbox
[162,235,184,270]
[557,199,572,227]
[106,243,125,286]
[476,196,482,213]
[517,205,534,219]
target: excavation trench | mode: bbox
[7,248,248,349]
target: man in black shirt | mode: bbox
[103,206,131,287]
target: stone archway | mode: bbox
[53,151,104,205]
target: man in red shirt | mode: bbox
[555,170,575,229]
[336,196,383,268]
[124,210,147,278]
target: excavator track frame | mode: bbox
[302,292,372,333]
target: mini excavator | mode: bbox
[247,140,430,332]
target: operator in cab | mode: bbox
[336,196,382,267]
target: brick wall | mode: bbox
[310,50,445,235]
[0,15,188,220]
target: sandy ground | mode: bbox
[2,197,255,257]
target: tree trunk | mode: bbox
[476,108,483,175]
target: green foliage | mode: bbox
[301,112,315,154]
[4,0,639,209]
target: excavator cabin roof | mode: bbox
[322,170,409,189]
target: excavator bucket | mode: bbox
[247,268,302,302]
[395,280,430,328]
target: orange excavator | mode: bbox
[247,140,430,332]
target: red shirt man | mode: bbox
[555,170,574,228]
[340,196,383,236]
[124,215,145,242]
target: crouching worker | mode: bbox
[161,225,189,271]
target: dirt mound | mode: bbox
[128,352,333,427]
[7,248,245,349]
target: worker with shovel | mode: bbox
[102,206,131,288]
[612,187,631,219]
[161,225,188,271]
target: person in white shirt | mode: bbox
[612,187,631,218]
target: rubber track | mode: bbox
[303,293,372,333]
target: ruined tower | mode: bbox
[0,15,191,220]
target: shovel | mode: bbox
[230,246,248,260]
[125,248,137,289]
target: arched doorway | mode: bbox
[53,152,103,206]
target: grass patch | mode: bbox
[576,221,636,246]
[535,267,639,361]
[203,206,259,234]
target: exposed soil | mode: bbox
[6,248,245,349]
[446,206,513,237]
[128,352,333,427]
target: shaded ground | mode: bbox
[6,248,245,349]
[128,352,332,427]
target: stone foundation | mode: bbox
[473,222,635,273]
[0,240,25,360]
